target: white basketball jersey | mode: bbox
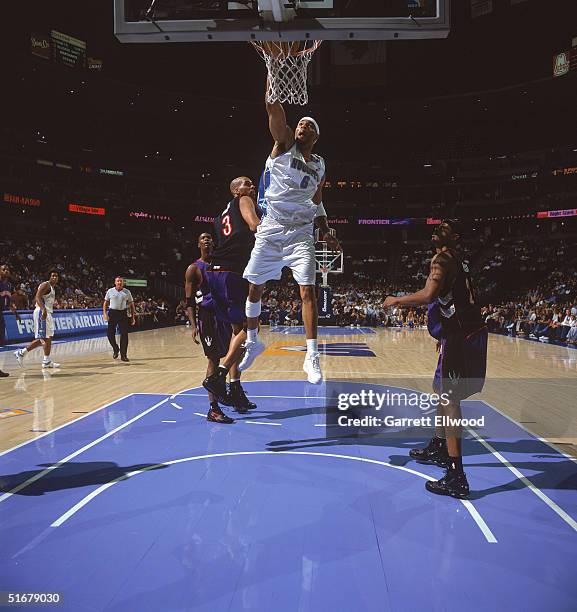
[36,283,55,313]
[262,143,325,224]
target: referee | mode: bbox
[103,277,136,362]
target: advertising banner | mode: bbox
[3,309,107,343]
[318,285,334,324]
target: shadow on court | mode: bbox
[265,432,577,498]
[0,461,168,496]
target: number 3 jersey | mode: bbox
[260,143,326,225]
[211,196,256,274]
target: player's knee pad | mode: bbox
[245,299,261,318]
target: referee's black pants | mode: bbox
[107,309,130,357]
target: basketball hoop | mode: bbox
[251,40,322,106]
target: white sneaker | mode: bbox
[238,340,265,372]
[14,349,25,367]
[303,352,323,384]
[42,360,60,369]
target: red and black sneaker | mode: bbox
[207,406,234,424]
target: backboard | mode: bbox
[114,0,450,43]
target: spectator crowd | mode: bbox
[3,229,577,346]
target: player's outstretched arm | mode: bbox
[313,179,340,251]
[384,254,448,308]
[265,78,294,154]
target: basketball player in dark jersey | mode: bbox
[384,220,488,499]
[202,176,261,406]
[185,232,237,423]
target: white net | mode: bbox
[251,40,322,106]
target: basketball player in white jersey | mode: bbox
[238,81,340,383]
[14,271,61,369]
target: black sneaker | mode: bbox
[425,469,470,499]
[121,356,130,362]
[409,437,449,467]
[229,383,257,413]
[113,348,119,359]
[207,407,234,424]
[203,371,228,403]
[219,384,235,407]
[0,370,9,378]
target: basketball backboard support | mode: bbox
[315,228,343,286]
[114,0,450,43]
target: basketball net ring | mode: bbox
[320,266,329,274]
[251,40,322,106]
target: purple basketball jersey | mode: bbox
[195,259,213,309]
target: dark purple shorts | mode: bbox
[433,327,488,400]
[205,270,248,325]
[197,306,232,360]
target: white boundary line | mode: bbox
[0,393,137,459]
[466,427,577,534]
[49,450,497,543]
[245,421,282,426]
[470,400,577,464]
[0,387,190,503]
[177,393,330,399]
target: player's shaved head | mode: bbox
[230,176,250,195]
[230,176,256,201]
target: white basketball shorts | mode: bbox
[34,308,55,340]
[243,219,316,286]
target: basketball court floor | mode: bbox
[1,325,576,610]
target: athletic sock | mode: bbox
[217,365,229,377]
[230,378,240,385]
[306,339,318,354]
[42,357,50,364]
[21,348,28,355]
[247,328,258,343]
[448,456,464,474]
